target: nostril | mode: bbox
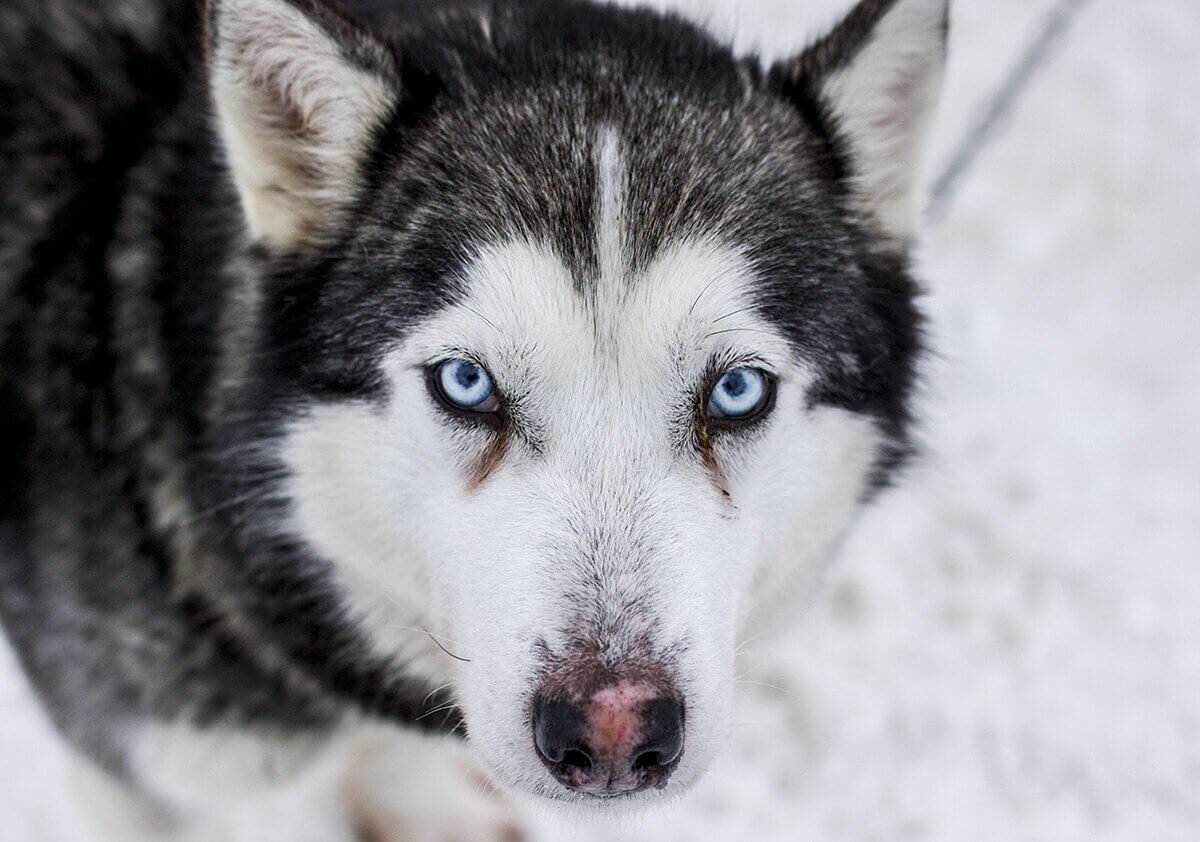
[532,694,589,767]
[631,696,685,773]
[632,749,662,771]
[560,748,593,770]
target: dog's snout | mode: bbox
[532,682,684,797]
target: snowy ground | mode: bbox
[3,0,1198,840]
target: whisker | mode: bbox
[732,678,796,698]
[734,631,767,655]
[385,623,473,660]
[711,304,759,323]
[422,681,455,708]
[461,303,500,332]
[181,487,278,527]
[427,631,471,662]
[470,770,503,800]
[705,326,774,340]
[415,700,462,722]
[688,274,723,315]
[421,631,471,662]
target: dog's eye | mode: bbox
[706,367,773,422]
[433,358,498,412]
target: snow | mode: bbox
[3,0,1198,839]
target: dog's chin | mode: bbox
[475,742,708,812]
[507,772,698,812]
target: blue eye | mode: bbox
[707,367,772,421]
[435,358,495,410]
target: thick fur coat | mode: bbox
[0,0,947,831]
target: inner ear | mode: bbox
[206,0,402,250]
[769,0,949,248]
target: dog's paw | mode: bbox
[341,726,527,842]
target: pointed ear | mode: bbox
[206,0,401,250]
[770,0,949,248]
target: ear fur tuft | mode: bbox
[206,0,401,249]
[773,0,949,248]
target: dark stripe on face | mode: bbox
[467,430,511,491]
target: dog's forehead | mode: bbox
[381,63,831,284]
[405,127,794,386]
[445,237,767,370]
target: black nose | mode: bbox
[632,697,685,772]
[532,696,591,769]
[532,690,685,796]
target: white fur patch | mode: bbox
[283,199,883,802]
[595,125,627,301]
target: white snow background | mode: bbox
[2,0,1197,839]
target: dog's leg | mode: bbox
[86,723,358,842]
[71,753,181,842]
[339,724,527,842]
[79,721,525,842]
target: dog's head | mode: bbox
[199,0,946,804]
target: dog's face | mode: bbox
[202,0,946,804]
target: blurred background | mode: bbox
[3,0,1197,839]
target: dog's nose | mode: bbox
[532,683,684,796]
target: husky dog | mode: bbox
[0,0,947,835]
